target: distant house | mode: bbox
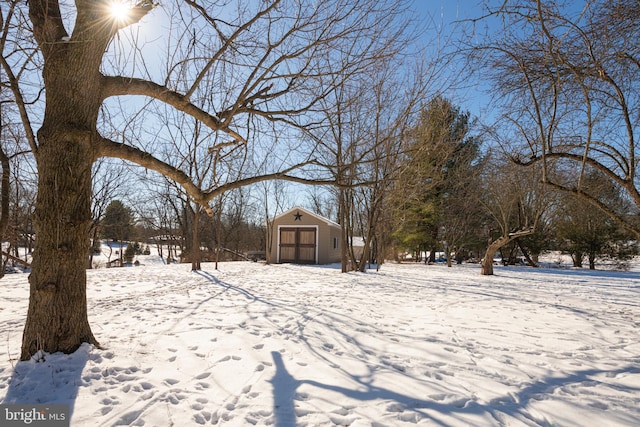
[269,206,341,265]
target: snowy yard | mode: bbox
[0,260,639,426]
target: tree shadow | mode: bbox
[194,270,264,303]
[195,266,640,425]
[269,350,477,426]
[269,350,640,426]
[1,343,92,422]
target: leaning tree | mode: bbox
[476,0,640,238]
[477,154,551,276]
[0,0,410,360]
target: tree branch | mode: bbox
[96,137,214,215]
[97,137,337,217]
[28,0,68,49]
[543,179,640,240]
[0,3,38,153]
[512,151,633,194]
[204,172,336,201]
[101,76,246,144]
[182,0,281,100]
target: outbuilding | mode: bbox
[269,206,341,264]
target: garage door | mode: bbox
[279,227,316,264]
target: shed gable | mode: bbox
[269,207,341,264]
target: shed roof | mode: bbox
[273,206,340,228]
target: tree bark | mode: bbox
[338,188,349,272]
[191,207,201,271]
[572,252,583,268]
[480,241,500,276]
[0,128,10,279]
[517,239,538,267]
[480,228,535,275]
[21,131,99,359]
[20,0,111,359]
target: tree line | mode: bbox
[6,92,636,276]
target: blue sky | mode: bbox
[406,1,498,123]
[108,0,494,120]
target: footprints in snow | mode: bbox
[85,344,275,427]
[290,396,360,426]
[424,361,455,380]
[83,295,477,427]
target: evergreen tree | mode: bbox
[123,244,135,265]
[101,200,135,267]
[101,200,134,243]
[392,96,481,262]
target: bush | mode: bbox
[124,244,135,264]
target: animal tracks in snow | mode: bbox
[1,262,638,426]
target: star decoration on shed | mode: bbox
[294,212,303,221]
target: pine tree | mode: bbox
[101,200,134,243]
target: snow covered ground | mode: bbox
[0,259,638,426]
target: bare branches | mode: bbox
[477,0,640,234]
[182,0,281,100]
[0,2,38,153]
[543,179,640,240]
[95,0,416,214]
[101,76,246,144]
[202,161,335,201]
[97,136,334,215]
[21,0,418,214]
[96,136,215,214]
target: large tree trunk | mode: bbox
[21,132,99,359]
[20,3,109,359]
[480,239,501,276]
[572,252,584,268]
[338,188,349,272]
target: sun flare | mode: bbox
[108,1,131,22]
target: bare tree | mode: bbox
[6,152,36,264]
[89,159,130,268]
[261,179,290,265]
[553,168,635,270]
[478,156,550,275]
[3,0,413,359]
[0,104,35,275]
[137,185,183,262]
[0,106,12,273]
[1,2,39,275]
[309,53,428,272]
[476,0,640,238]
[348,63,425,271]
[306,186,335,221]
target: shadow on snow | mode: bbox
[196,266,640,426]
[1,344,91,422]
